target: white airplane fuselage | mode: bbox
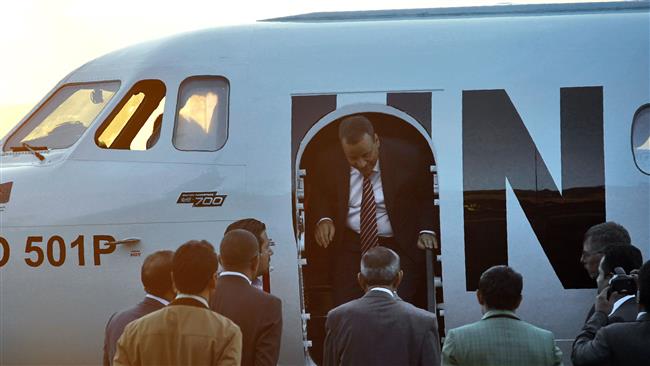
[1,3,649,365]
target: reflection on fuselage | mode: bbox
[463,88,606,290]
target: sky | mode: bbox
[0,0,614,139]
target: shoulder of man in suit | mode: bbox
[254,287,282,305]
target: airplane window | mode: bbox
[96,80,165,150]
[632,104,650,175]
[3,81,120,152]
[173,76,229,151]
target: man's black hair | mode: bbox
[478,265,523,311]
[219,229,259,269]
[584,221,631,251]
[338,114,375,145]
[638,260,650,308]
[141,250,174,297]
[600,244,643,275]
[172,240,218,294]
[225,218,266,251]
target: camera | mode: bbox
[607,267,638,299]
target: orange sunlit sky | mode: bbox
[0,0,613,139]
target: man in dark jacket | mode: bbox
[595,244,643,323]
[311,115,437,307]
[580,222,631,322]
[102,250,175,365]
[572,260,650,366]
[211,229,283,366]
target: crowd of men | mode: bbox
[103,219,282,366]
[101,115,649,365]
[101,219,649,366]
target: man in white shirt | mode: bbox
[572,260,650,365]
[102,250,175,366]
[312,114,438,307]
[595,244,643,323]
[323,247,440,366]
[211,229,283,366]
[221,218,274,291]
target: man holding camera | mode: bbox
[571,259,650,365]
[595,244,643,323]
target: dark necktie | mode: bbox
[360,175,379,253]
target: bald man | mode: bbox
[211,230,283,366]
[103,250,175,366]
[324,247,440,366]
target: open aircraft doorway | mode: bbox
[293,111,443,364]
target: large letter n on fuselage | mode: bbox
[463,87,605,290]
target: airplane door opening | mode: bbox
[294,112,443,364]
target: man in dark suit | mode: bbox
[572,259,650,365]
[114,240,241,366]
[323,246,440,366]
[102,250,175,366]
[580,222,631,322]
[220,218,274,291]
[211,229,283,366]
[312,114,437,306]
[595,244,643,323]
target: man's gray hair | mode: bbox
[360,247,400,286]
[584,221,631,251]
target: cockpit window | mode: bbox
[3,81,120,152]
[632,104,650,175]
[96,80,165,150]
[173,76,229,151]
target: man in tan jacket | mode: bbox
[114,240,242,366]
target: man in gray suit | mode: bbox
[442,265,563,366]
[572,259,650,365]
[323,246,440,366]
[102,250,175,366]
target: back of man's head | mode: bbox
[639,260,650,309]
[219,229,259,271]
[584,222,631,251]
[225,218,266,249]
[338,115,375,145]
[173,240,218,295]
[360,247,400,287]
[601,244,643,275]
[478,265,523,311]
[141,250,174,297]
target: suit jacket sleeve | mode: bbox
[217,325,242,366]
[419,317,441,366]
[103,313,115,366]
[310,153,338,224]
[441,329,459,366]
[112,324,133,366]
[254,298,283,366]
[571,311,611,366]
[415,151,436,233]
[323,313,339,366]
